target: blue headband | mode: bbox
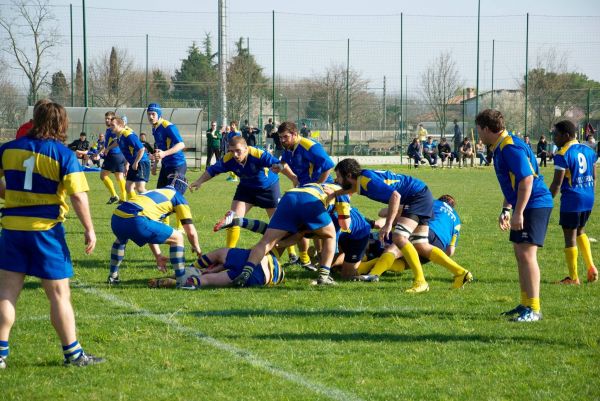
[147,103,162,118]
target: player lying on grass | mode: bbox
[107,175,201,287]
[221,183,350,286]
[149,247,284,289]
[354,195,473,289]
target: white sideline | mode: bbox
[82,286,366,401]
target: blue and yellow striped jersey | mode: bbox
[333,206,371,239]
[281,137,334,185]
[429,199,461,249]
[117,127,149,165]
[226,130,242,141]
[152,119,186,168]
[288,183,349,216]
[492,131,553,209]
[113,187,193,223]
[105,128,122,155]
[355,169,426,204]
[207,146,279,189]
[0,136,89,231]
[554,139,597,212]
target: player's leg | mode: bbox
[125,180,136,200]
[163,230,186,284]
[575,214,597,282]
[193,248,229,270]
[311,222,337,285]
[392,216,428,293]
[0,270,25,368]
[368,243,402,278]
[108,238,127,284]
[414,233,472,289]
[225,200,252,248]
[41,278,104,366]
[238,228,289,284]
[559,224,579,284]
[100,168,118,203]
[114,170,127,202]
[513,243,541,320]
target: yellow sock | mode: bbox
[564,246,578,280]
[428,246,466,276]
[529,297,541,313]
[388,259,407,273]
[370,252,396,277]
[357,258,378,275]
[164,216,170,226]
[299,250,311,264]
[101,176,117,197]
[521,291,530,307]
[576,234,596,270]
[226,226,240,248]
[287,245,297,258]
[400,243,426,283]
[127,190,136,200]
[117,178,127,200]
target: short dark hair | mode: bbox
[277,121,298,135]
[80,132,86,136]
[335,158,362,179]
[105,111,115,118]
[438,194,456,208]
[554,120,577,138]
[475,109,505,133]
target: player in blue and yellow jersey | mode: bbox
[101,110,127,203]
[146,103,187,188]
[154,247,284,289]
[549,120,598,285]
[331,205,374,279]
[334,158,435,293]
[0,102,103,368]
[357,195,473,289]
[224,120,242,182]
[190,136,295,248]
[477,109,553,322]
[108,175,201,286]
[231,183,349,286]
[277,121,334,186]
[110,116,151,198]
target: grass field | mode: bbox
[2,164,599,401]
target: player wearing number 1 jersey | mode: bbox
[549,120,598,285]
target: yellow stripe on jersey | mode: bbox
[308,162,314,179]
[4,189,64,206]
[2,149,60,182]
[358,176,370,194]
[1,216,59,231]
[248,147,264,158]
[288,186,328,207]
[63,171,89,195]
[223,152,234,162]
[509,172,516,190]
[495,131,511,151]
[556,139,578,156]
[298,137,315,151]
[174,204,193,222]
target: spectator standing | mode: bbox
[417,124,428,142]
[452,119,463,157]
[205,121,222,168]
[536,135,549,167]
[300,122,311,138]
[264,118,274,150]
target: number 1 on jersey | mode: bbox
[23,155,35,190]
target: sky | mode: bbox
[2,0,599,96]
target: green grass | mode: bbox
[2,165,600,401]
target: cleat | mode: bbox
[587,266,598,283]
[287,254,299,265]
[501,304,527,316]
[311,276,337,286]
[213,210,236,232]
[452,270,473,289]
[106,275,120,285]
[510,307,542,322]
[106,196,119,204]
[64,353,105,367]
[556,276,580,285]
[300,262,318,272]
[356,274,379,282]
[0,356,5,369]
[405,281,429,293]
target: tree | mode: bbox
[172,36,217,107]
[75,59,84,106]
[0,60,25,129]
[0,0,59,105]
[149,69,171,104]
[226,37,269,122]
[50,70,69,105]
[420,52,463,136]
[89,47,144,107]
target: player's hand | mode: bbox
[192,246,202,255]
[510,212,524,231]
[154,149,164,161]
[270,163,282,173]
[132,161,139,171]
[189,180,202,192]
[379,224,392,246]
[498,209,511,231]
[84,230,96,254]
[232,266,253,287]
[156,255,169,272]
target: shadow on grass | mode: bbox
[188,308,456,319]
[250,331,566,346]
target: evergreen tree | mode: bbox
[171,38,217,107]
[109,47,119,98]
[50,70,69,105]
[75,59,84,106]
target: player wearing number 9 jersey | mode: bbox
[549,120,598,285]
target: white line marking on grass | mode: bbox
[82,286,366,401]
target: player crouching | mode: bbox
[108,175,201,287]
[149,248,284,289]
